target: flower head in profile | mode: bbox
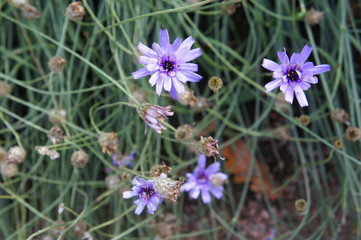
[182,154,228,204]
[123,176,163,215]
[137,102,174,134]
[132,29,202,100]
[262,44,331,107]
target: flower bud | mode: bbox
[48,56,67,73]
[7,146,26,163]
[330,108,349,123]
[66,1,86,21]
[49,108,67,125]
[48,126,65,144]
[295,199,307,213]
[0,162,19,177]
[0,81,12,97]
[105,174,120,190]
[51,220,66,237]
[333,139,343,150]
[174,124,193,142]
[72,221,87,237]
[208,76,223,92]
[345,126,361,142]
[121,172,131,182]
[22,4,41,20]
[297,115,310,126]
[98,132,119,156]
[305,7,324,26]
[71,150,89,168]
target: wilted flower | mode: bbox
[198,136,224,160]
[48,126,65,144]
[7,146,26,163]
[48,56,67,73]
[112,151,135,168]
[305,7,324,25]
[330,108,349,123]
[0,81,12,96]
[49,108,67,125]
[137,103,174,134]
[22,4,41,20]
[182,154,228,204]
[66,1,86,21]
[132,29,202,100]
[345,126,361,142]
[98,132,119,156]
[150,163,172,178]
[178,89,197,106]
[154,173,184,202]
[174,124,193,141]
[123,177,163,215]
[262,44,331,107]
[71,150,89,168]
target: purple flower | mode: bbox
[112,151,136,168]
[264,229,275,240]
[132,29,202,100]
[123,176,163,215]
[182,154,228,204]
[137,103,174,134]
[262,44,331,107]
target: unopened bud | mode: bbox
[174,124,193,142]
[98,132,119,156]
[22,4,41,20]
[208,76,223,92]
[48,56,67,73]
[330,108,349,123]
[71,150,89,168]
[105,174,120,190]
[0,81,12,97]
[297,115,310,126]
[305,7,324,26]
[48,126,65,144]
[345,126,361,142]
[49,108,67,125]
[8,146,26,163]
[72,221,87,237]
[295,199,307,213]
[66,1,86,21]
[333,139,343,150]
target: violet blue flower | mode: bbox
[262,44,331,107]
[132,29,202,100]
[182,154,228,204]
[123,176,163,215]
[112,151,136,168]
[137,102,174,134]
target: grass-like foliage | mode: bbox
[0,0,360,239]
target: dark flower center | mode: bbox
[161,60,176,72]
[197,172,209,184]
[140,186,155,200]
[287,70,299,82]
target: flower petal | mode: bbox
[313,64,331,75]
[298,44,313,64]
[265,79,283,93]
[182,180,197,191]
[182,71,202,82]
[164,76,172,91]
[169,85,178,100]
[182,48,202,62]
[198,154,206,168]
[190,187,200,199]
[176,36,195,53]
[210,186,224,199]
[152,43,163,56]
[138,42,156,58]
[201,189,211,204]
[149,71,160,86]
[262,59,281,72]
[159,29,170,48]
[290,53,300,65]
[294,85,308,107]
[284,86,294,104]
[132,67,150,79]
[172,77,185,94]
[122,191,137,199]
[179,63,198,72]
[205,162,220,175]
[156,77,164,96]
[299,81,311,90]
[139,56,157,65]
[135,202,146,215]
[175,71,189,83]
[277,51,289,65]
[172,37,182,52]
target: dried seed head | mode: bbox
[7,146,26,163]
[295,199,307,213]
[0,147,8,164]
[49,108,67,125]
[333,139,343,150]
[208,76,223,92]
[35,146,60,159]
[128,89,148,104]
[98,132,119,156]
[66,1,86,21]
[9,0,28,8]
[0,81,12,96]
[190,97,213,112]
[210,173,228,187]
[221,3,237,16]
[274,127,289,140]
[345,126,361,142]
[305,7,324,26]
[121,172,131,182]
[0,162,19,177]
[71,150,89,168]
[48,126,65,144]
[150,163,172,178]
[22,4,41,19]
[198,136,225,160]
[330,108,349,123]
[48,56,67,73]
[72,221,87,237]
[174,124,193,142]
[297,115,310,126]
[178,90,197,107]
[275,92,289,112]
[51,220,66,237]
[153,173,184,202]
[105,174,120,190]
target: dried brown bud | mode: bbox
[121,172,131,182]
[275,92,289,112]
[51,220,66,237]
[198,136,224,160]
[295,199,307,213]
[178,90,197,107]
[345,126,361,142]
[305,7,324,26]
[71,150,89,168]
[7,146,26,163]
[0,147,8,164]
[22,4,41,20]
[333,139,343,150]
[0,81,12,96]
[49,108,67,125]
[48,126,65,144]
[174,124,193,142]
[105,174,120,190]
[72,221,87,237]
[297,115,310,126]
[150,163,172,178]
[330,108,349,123]
[0,162,19,177]
[208,76,223,92]
[48,56,67,73]
[154,173,184,202]
[66,1,86,21]
[128,89,148,104]
[98,132,119,156]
